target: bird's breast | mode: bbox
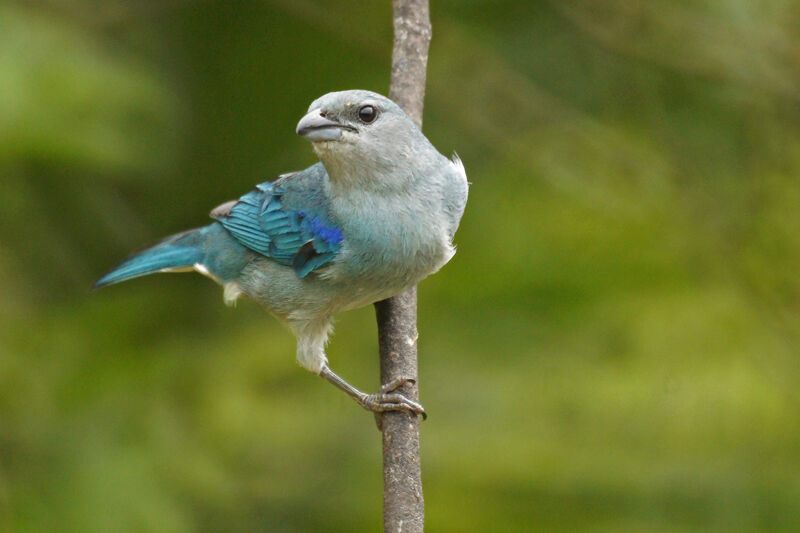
[329,193,453,290]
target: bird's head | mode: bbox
[296,90,428,183]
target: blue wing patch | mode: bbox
[212,178,342,278]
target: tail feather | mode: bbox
[93,229,206,289]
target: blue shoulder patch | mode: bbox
[211,173,342,278]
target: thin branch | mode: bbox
[389,0,432,129]
[376,2,431,532]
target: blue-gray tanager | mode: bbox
[95,90,468,416]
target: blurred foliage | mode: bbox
[1,0,800,531]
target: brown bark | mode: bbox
[375,2,431,532]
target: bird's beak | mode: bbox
[296,109,356,142]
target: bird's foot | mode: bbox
[318,366,426,431]
[359,378,427,420]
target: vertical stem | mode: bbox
[377,287,423,533]
[377,2,431,532]
[389,0,432,129]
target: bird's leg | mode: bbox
[319,365,426,419]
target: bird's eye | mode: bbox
[358,105,377,123]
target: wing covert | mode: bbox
[211,174,342,278]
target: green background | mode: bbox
[2,1,800,531]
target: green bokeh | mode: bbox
[1,1,799,531]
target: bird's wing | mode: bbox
[211,170,342,278]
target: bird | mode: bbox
[95,90,468,417]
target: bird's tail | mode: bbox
[94,227,209,289]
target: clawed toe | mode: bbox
[361,391,427,420]
[380,377,416,395]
